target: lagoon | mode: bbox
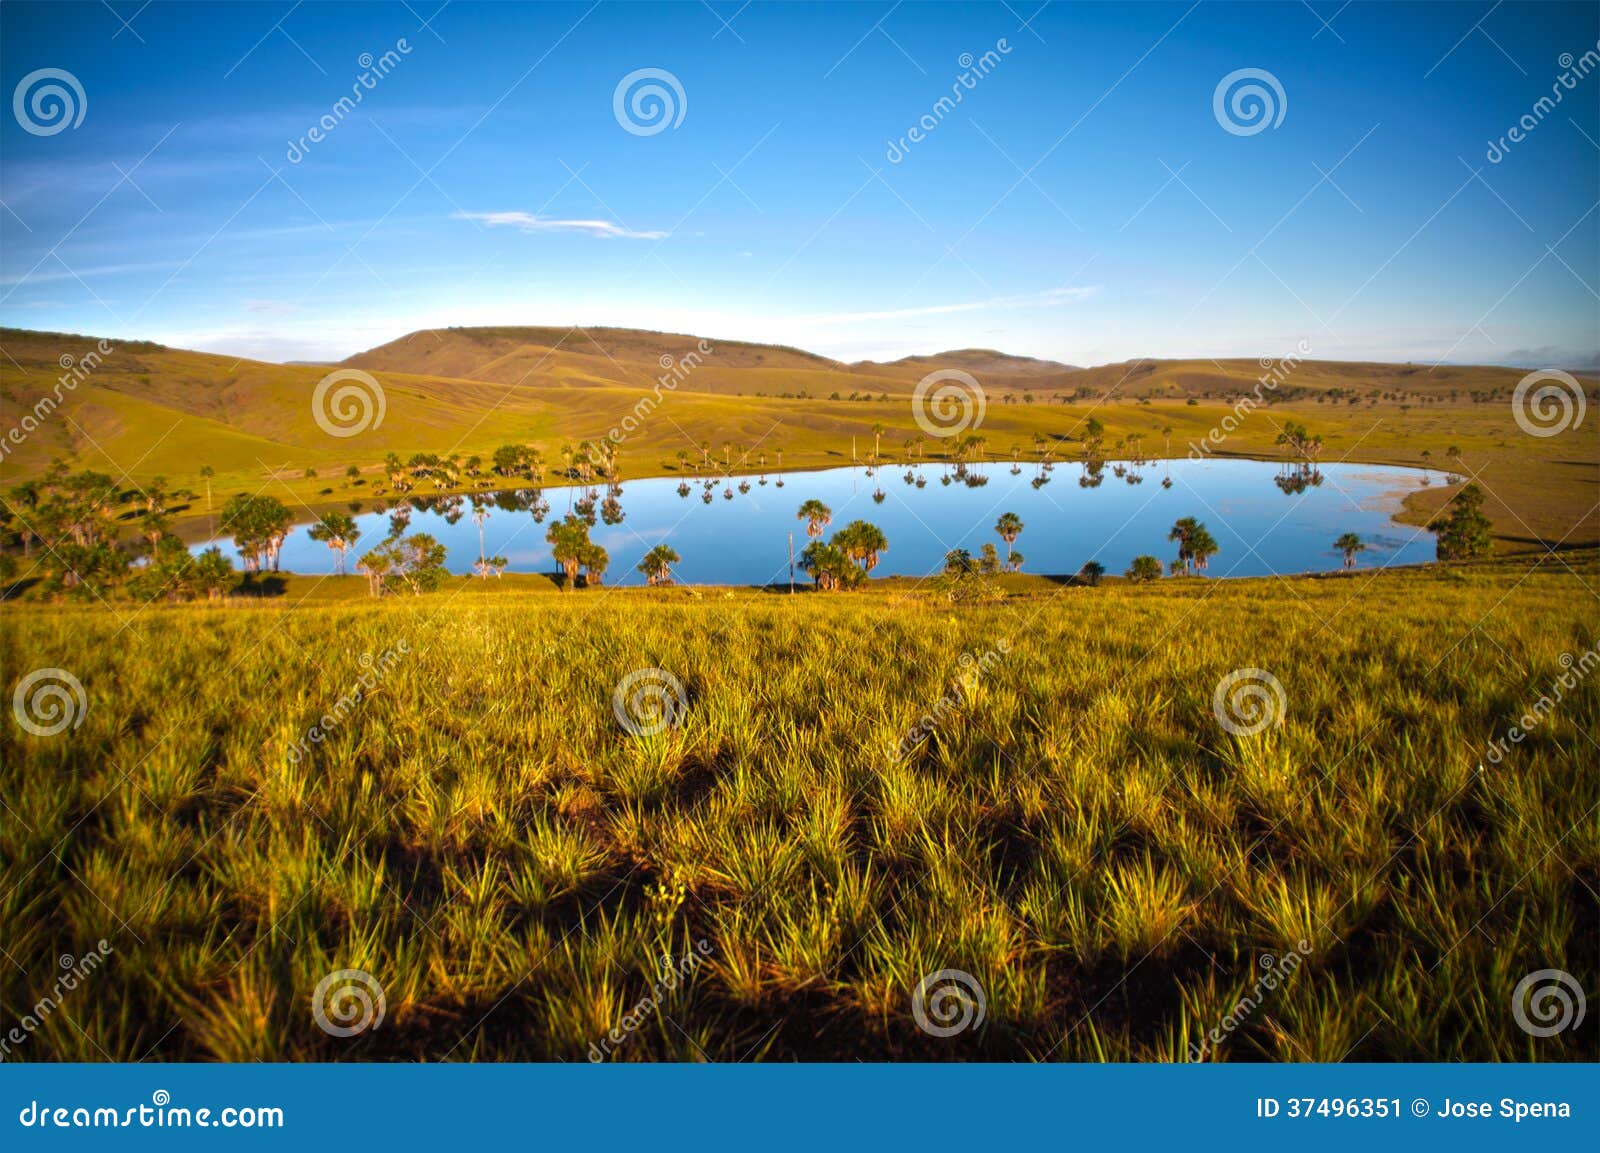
[218,458,1446,585]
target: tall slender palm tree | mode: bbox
[995,511,1024,560]
[308,512,361,575]
[1335,532,1366,568]
[797,499,833,539]
[637,544,681,586]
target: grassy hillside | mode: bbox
[3,555,1594,1060]
[2,325,1594,552]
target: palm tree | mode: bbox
[800,540,854,591]
[637,544,681,586]
[797,499,832,539]
[871,422,886,462]
[581,542,609,586]
[834,520,889,574]
[1168,516,1201,573]
[1187,525,1219,572]
[308,512,361,575]
[546,516,591,587]
[198,464,215,532]
[995,511,1024,561]
[1335,532,1366,569]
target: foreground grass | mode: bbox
[2,557,1597,1060]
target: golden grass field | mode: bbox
[3,555,1596,1060]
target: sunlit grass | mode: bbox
[2,554,1595,1060]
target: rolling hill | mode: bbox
[1,324,1594,551]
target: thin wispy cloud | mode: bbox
[455,211,666,240]
[795,286,1100,326]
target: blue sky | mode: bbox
[1,0,1596,367]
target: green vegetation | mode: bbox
[545,516,609,588]
[2,556,1594,1060]
[355,532,449,596]
[1431,483,1495,561]
[1125,555,1164,583]
[638,545,681,587]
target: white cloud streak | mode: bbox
[455,211,666,240]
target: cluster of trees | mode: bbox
[219,494,293,572]
[795,504,889,591]
[545,516,610,587]
[0,464,234,601]
[638,544,680,586]
[1120,517,1222,582]
[356,532,449,596]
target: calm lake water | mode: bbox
[229,458,1446,585]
